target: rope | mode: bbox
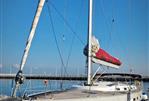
[46,2,68,75]
[47,1,85,45]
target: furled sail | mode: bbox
[84,36,122,68]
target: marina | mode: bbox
[0,0,148,101]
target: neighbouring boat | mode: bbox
[4,0,144,101]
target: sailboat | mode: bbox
[5,0,143,100]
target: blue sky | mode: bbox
[0,0,148,76]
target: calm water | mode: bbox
[0,80,81,96]
[143,82,149,93]
[0,80,149,96]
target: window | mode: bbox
[124,88,127,90]
[133,98,136,101]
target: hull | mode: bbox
[53,91,142,101]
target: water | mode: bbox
[0,79,82,96]
[0,79,149,97]
[143,82,149,93]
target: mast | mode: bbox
[87,0,93,85]
[12,0,45,97]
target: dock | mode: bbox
[0,73,149,81]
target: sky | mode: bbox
[0,0,148,76]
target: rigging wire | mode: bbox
[98,0,128,74]
[62,0,67,42]
[46,0,85,76]
[115,0,133,71]
[0,0,3,70]
[110,0,115,38]
[64,0,72,69]
[66,0,84,68]
[99,0,112,34]
[46,2,68,75]
[11,80,14,95]
[108,2,115,51]
[61,0,68,77]
[99,0,115,49]
[127,0,133,70]
[22,80,30,97]
[47,1,85,45]
[99,0,131,71]
[0,0,3,94]
[65,38,74,68]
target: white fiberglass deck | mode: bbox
[30,88,142,101]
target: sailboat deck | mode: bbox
[30,88,140,100]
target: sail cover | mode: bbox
[84,36,122,68]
